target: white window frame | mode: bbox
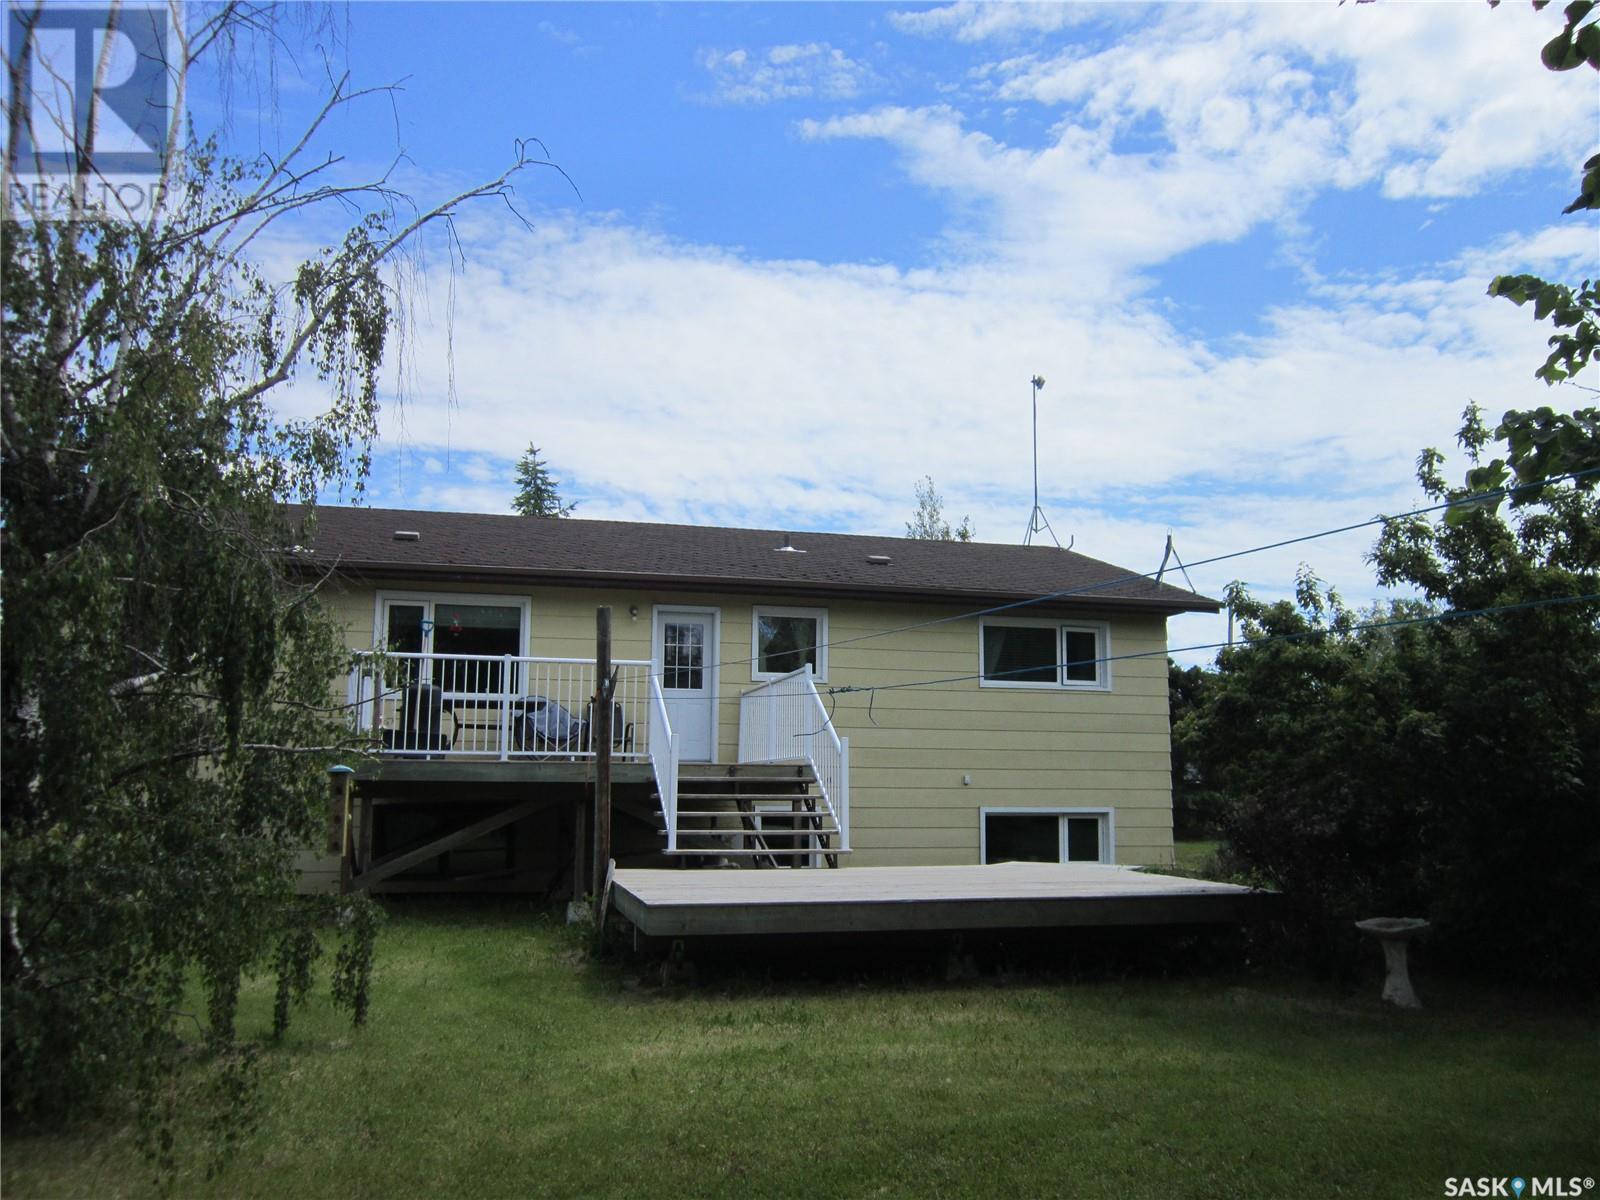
[977,616,1111,691]
[751,605,829,682]
[980,806,1115,865]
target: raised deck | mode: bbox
[610,861,1267,938]
[354,759,657,787]
[343,651,850,872]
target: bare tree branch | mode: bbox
[229,148,543,410]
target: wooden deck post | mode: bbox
[572,798,588,900]
[592,606,614,926]
[358,792,374,877]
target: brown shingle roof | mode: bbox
[291,505,1219,615]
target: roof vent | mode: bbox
[867,554,891,565]
[773,535,806,553]
[393,530,421,542]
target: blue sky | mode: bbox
[192,1,1597,661]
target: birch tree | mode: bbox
[1,1,555,1162]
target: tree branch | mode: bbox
[228,150,543,410]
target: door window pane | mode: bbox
[663,622,704,690]
[981,624,1058,684]
[385,605,426,686]
[386,605,426,654]
[430,604,521,694]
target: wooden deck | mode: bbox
[354,759,656,786]
[610,862,1267,938]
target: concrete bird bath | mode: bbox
[1355,917,1430,1009]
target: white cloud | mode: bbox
[536,20,579,47]
[806,5,1594,292]
[458,456,504,485]
[307,207,1569,585]
[699,41,876,104]
[889,2,1097,43]
[265,197,1582,677]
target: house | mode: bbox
[291,506,1218,895]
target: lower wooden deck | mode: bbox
[610,862,1267,938]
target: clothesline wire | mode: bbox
[652,465,1600,687]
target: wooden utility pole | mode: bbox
[591,606,615,925]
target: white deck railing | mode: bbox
[647,676,680,851]
[737,664,850,851]
[347,651,653,761]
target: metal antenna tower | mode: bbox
[1022,374,1068,548]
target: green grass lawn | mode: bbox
[5,902,1595,1200]
[1172,839,1222,876]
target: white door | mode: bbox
[656,608,717,762]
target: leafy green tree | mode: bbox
[1167,661,1221,840]
[0,6,543,1158]
[906,475,974,541]
[1369,408,1600,980]
[1476,0,1599,496]
[512,443,576,517]
[1181,410,1600,983]
[1178,573,1439,974]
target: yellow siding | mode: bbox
[320,578,1177,868]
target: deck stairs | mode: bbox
[656,763,844,868]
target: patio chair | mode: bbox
[510,695,586,752]
[585,698,635,753]
[387,680,457,758]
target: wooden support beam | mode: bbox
[356,760,656,786]
[369,877,533,895]
[358,793,374,876]
[592,606,614,926]
[595,858,615,947]
[573,796,588,899]
[349,798,546,892]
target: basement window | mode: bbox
[982,809,1112,865]
[978,618,1110,690]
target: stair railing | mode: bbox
[648,674,680,851]
[738,664,849,853]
